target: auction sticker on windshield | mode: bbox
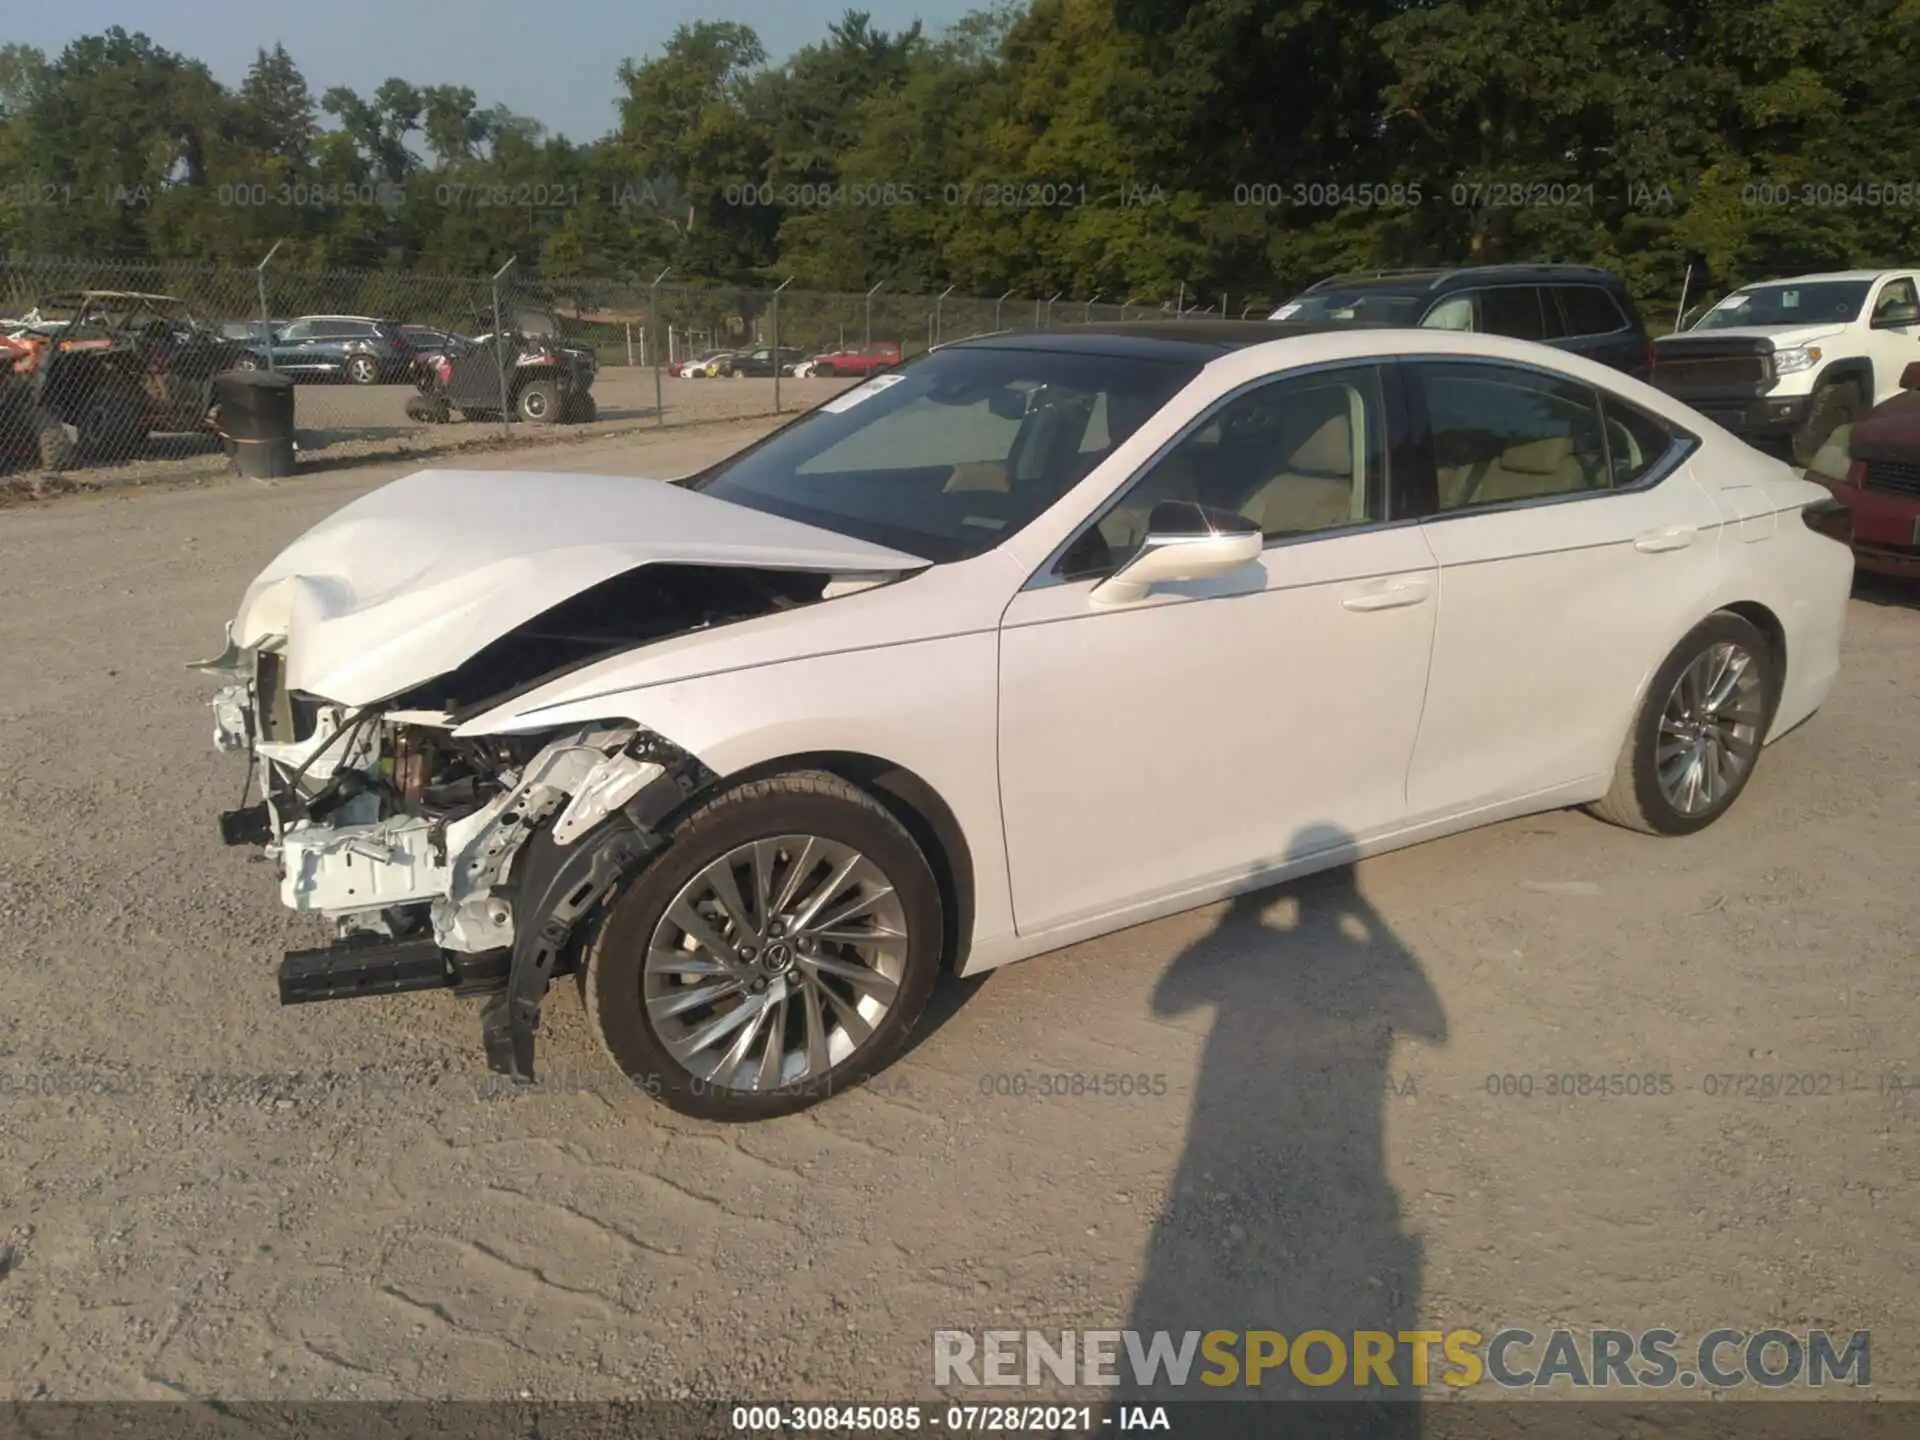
[822,372,908,413]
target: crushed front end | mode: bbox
[195,629,710,1081]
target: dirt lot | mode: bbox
[0,426,1916,1406]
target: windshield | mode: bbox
[688,345,1202,562]
[1692,281,1870,330]
[1274,291,1425,325]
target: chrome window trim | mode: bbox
[1406,354,1701,524]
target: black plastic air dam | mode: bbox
[278,936,511,1004]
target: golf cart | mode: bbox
[404,302,596,425]
[8,292,248,466]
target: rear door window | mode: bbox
[1478,286,1548,341]
[1559,285,1628,337]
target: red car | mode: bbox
[1814,359,1920,579]
[799,341,902,378]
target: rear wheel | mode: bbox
[345,354,378,385]
[1792,381,1861,468]
[563,391,597,423]
[34,408,72,470]
[516,378,560,423]
[1590,613,1777,836]
[814,362,836,378]
[405,393,450,423]
[584,771,943,1120]
[231,355,261,372]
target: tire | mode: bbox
[1589,612,1778,836]
[516,378,560,423]
[345,354,378,385]
[34,408,72,470]
[405,394,450,423]
[792,362,815,378]
[76,386,145,462]
[814,362,836,378]
[564,391,597,423]
[1791,381,1861,468]
[584,771,944,1121]
[232,356,260,372]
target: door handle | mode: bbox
[1342,579,1432,612]
[1634,526,1695,553]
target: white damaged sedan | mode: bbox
[199,321,1854,1119]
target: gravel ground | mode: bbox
[0,427,1916,1406]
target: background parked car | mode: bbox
[241,315,413,384]
[1271,264,1654,378]
[1811,358,1920,579]
[674,350,737,378]
[728,345,805,378]
[793,341,904,378]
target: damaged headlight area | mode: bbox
[198,637,714,1079]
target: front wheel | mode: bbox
[516,378,560,423]
[1589,612,1777,836]
[345,354,379,385]
[584,772,943,1120]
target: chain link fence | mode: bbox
[0,255,1677,478]
[0,257,1218,476]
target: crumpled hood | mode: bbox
[231,468,927,706]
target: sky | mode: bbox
[5,0,980,142]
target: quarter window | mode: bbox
[1601,397,1679,488]
[1068,365,1390,575]
[1418,361,1610,510]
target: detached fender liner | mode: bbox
[481,741,716,1083]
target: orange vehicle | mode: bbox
[4,292,248,467]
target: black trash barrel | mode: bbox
[213,369,296,479]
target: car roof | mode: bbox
[945,320,1368,363]
[1303,264,1620,295]
[1739,270,1908,285]
[38,290,186,305]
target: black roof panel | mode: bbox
[945,319,1374,362]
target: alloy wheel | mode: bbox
[642,834,908,1092]
[1656,641,1765,816]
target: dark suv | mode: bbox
[1272,265,1653,378]
[242,315,413,384]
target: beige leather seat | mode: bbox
[1437,433,1595,508]
[1238,411,1359,535]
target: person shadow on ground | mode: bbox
[1120,823,1448,1438]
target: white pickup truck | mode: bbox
[1651,269,1920,465]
